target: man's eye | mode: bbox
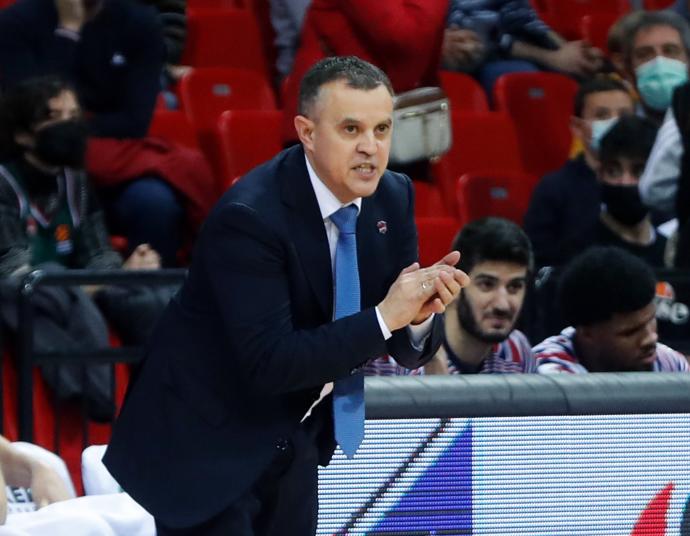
[344,125,357,134]
[376,124,390,133]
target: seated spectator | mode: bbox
[441,0,604,97]
[623,10,690,124]
[282,0,448,146]
[0,0,217,266]
[534,246,689,373]
[0,76,164,421]
[594,115,668,267]
[524,77,634,268]
[0,77,160,277]
[425,217,536,374]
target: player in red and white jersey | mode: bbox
[426,218,537,375]
[534,246,690,374]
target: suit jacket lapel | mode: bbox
[281,147,333,319]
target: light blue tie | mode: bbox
[330,204,365,458]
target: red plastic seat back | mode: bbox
[416,217,460,267]
[493,72,578,178]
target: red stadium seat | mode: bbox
[456,171,537,227]
[180,68,277,130]
[182,9,269,75]
[148,110,200,149]
[580,13,622,54]
[493,72,578,178]
[434,111,524,216]
[439,71,490,113]
[413,181,449,218]
[216,109,283,191]
[544,0,629,40]
[416,217,460,267]
[180,68,277,189]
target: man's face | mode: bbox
[580,302,659,372]
[571,90,634,149]
[599,156,646,186]
[457,260,528,344]
[631,24,688,71]
[38,90,81,129]
[295,80,393,204]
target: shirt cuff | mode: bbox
[54,27,81,42]
[407,314,434,351]
[375,306,392,340]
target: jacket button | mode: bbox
[276,438,289,451]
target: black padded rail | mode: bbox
[364,374,690,419]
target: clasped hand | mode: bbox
[378,251,470,332]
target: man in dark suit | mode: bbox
[103,56,469,535]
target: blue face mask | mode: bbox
[589,117,618,153]
[635,56,688,111]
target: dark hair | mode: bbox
[624,11,690,70]
[298,56,394,116]
[573,77,631,117]
[452,217,534,275]
[0,76,76,159]
[559,246,656,327]
[598,114,658,165]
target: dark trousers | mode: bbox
[154,419,321,536]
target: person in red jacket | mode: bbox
[282,0,448,145]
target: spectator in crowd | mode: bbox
[426,217,537,375]
[524,77,634,268]
[441,0,604,97]
[0,76,164,422]
[623,10,690,124]
[594,115,669,267]
[269,0,311,84]
[534,246,689,373]
[0,76,160,277]
[282,0,448,144]
[0,0,217,266]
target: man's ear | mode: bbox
[294,115,315,152]
[570,115,586,141]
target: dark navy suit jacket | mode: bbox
[103,145,442,528]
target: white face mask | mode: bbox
[589,117,619,153]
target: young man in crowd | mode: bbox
[534,246,688,373]
[426,218,536,374]
[594,115,668,267]
[524,77,634,268]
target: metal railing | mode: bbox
[17,268,186,443]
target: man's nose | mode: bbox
[357,131,378,155]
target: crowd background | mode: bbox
[0,0,688,531]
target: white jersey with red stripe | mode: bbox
[362,355,424,376]
[534,327,690,373]
[439,329,536,374]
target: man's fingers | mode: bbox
[434,250,460,267]
[401,262,420,275]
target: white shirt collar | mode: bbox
[304,154,361,220]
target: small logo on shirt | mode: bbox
[376,220,388,234]
[55,224,73,255]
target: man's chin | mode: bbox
[475,328,511,344]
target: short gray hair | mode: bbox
[298,56,394,117]
[623,10,690,70]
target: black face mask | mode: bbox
[32,120,88,168]
[601,183,649,226]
